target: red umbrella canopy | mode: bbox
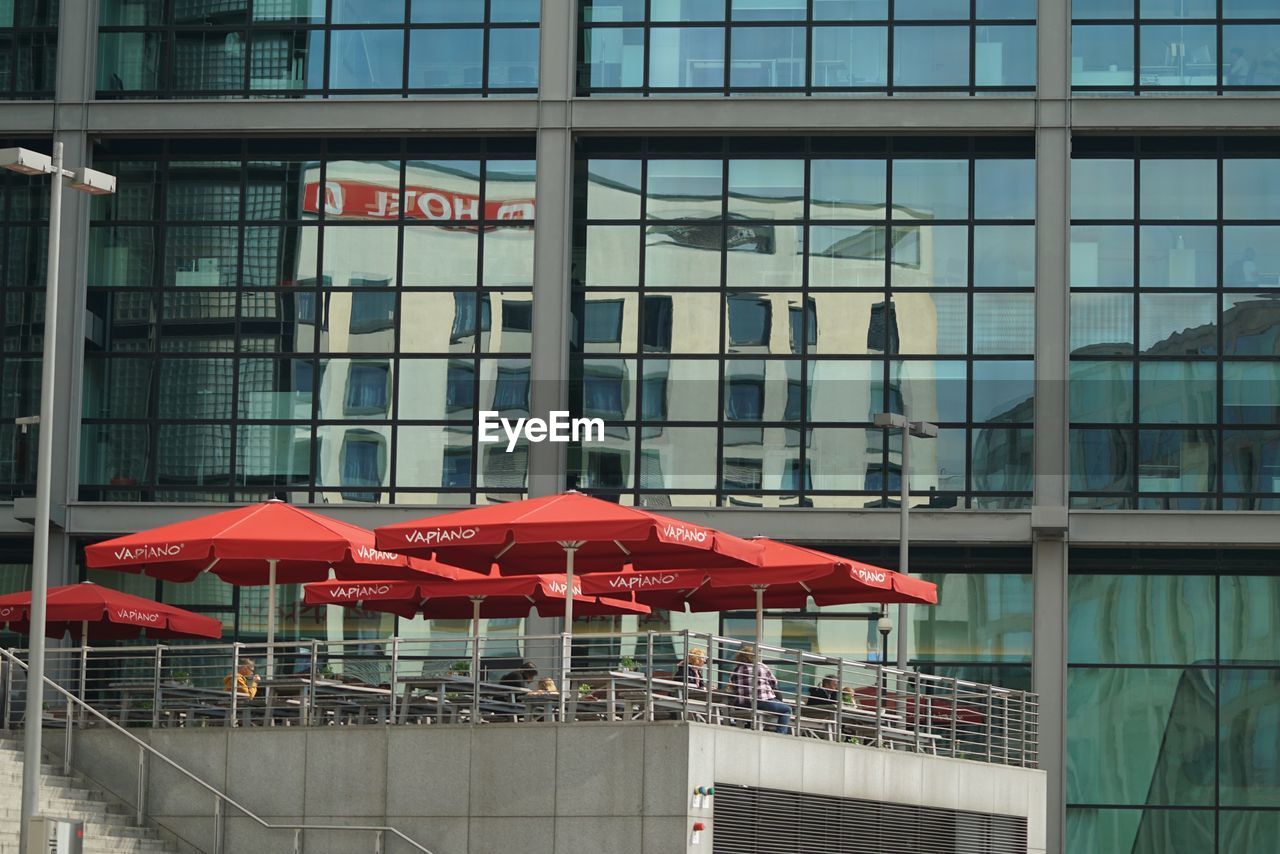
[84,500,468,585]
[579,540,938,611]
[0,582,223,641]
[374,491,764,573]
[302,574,652,621]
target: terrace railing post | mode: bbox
[152,646,164,728]
[792,650,803,738]
[63,694,73,775]
[985,684,995,763]
[136,744,147,826]
[229,644,241,728]
[374,829,384,854]
[213,797,224,854]
[389,637,402,727]
[949,677,958,759]
[307,641,319,726]
[873,665,884,748]
[645,631,655,721]
[77,643,88,724]
[834,658,844,742]
[2,647,12,730]
[292,828,301,854]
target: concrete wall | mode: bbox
[56,723,1045,854]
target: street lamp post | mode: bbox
[1,145,115,846]
[873,410,938,669]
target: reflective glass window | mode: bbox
[1140,160,1218,220]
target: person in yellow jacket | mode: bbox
[225,658,260,698]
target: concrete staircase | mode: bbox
[0,734,178,854]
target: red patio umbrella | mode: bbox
[0,582,223,641]
[579,539,938,652]
[374,491,764,633]
[84,500,470,670]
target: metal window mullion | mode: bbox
[389,145,407,500]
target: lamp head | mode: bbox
[0,147,53,176]
[872,412,907,430]
[876,615,893,636]
[70,167,117,196]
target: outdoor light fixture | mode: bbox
[873,410,938,669]
[0,146,55,176]
[69,167,117,196]
[877,612,893,662]
[12,142,116,853]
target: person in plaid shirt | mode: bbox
[729,645,792,734]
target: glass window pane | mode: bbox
[329,30,404,89]
[1139,24,1217,87]
[409,28,484,89]
[1138,428,1216,492]
[1224,227,1280,287]
[1068,574,1215,664]
[971,427,1034,494]
[1071,226,1135,287]
[650,26,725,88]
[97,32,163,92]
[896,0,969,19]
[584,225,640,286]
[236,424,310,487]
[1223,26,1280,87]
[973,293,1034,354]
[913,574,1032,660]
[395,425,472,489]
[892,159,969,220]
[1070,361,1133,423]
[810,159,886,218]
[731,0,805,19]
[1223,430,1280,499]
[1224,0,1280,16]
[813,0,887,19]
[1139,361,1216,423]
[493,0,540,23]
[808,226,887,288]
[893,26,969,87]
[644,359,720,420]
[726,227,802,286]
[1139,226,1218,288]
[1072,25,1135,87]
[972,360,1034,422]
[809,360,878,422]
[1067,668,1216,804]
[1223,293,1280,355]
[973,226,1035,287]
[586,27,646,88]
[1072,159,1135,220]
[811,26,888,87]
[977,0,1035,17]
[891,225,968,287]
[1223,160,1280,219]
[893,292,967,355]
[975,25,1036,87]
[974,159,1035,219]
[729,27,805,88]
[1140,160,1217,220]
[1140,0,1215,15]
[728,159,804,220]
[489,28,539,89]
[808,427,875,492]
[639,426,718,491]
[1138,293,1217,355]
[1074,0,1135,16]
[1219,670,1280,806]
[889,359,966,422]
[587,160,643,220]
[1070,428,1134,491]
[483,226,535,287]
[1068,809,1212,854]
[651,0,726,21]
[333,0,403,24]
[1071,293,1134,356]
[1223,362,1280,424]
[904,426,966,494]
[1221,576,1280,662]
[402,227,477,286]
[646,159,723,219]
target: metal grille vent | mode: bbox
[713,783,1028,854]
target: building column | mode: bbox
[527,0,575,501]
[1033,0,1072,851]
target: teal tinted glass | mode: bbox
[1219,669,1280,806]
[1067,808,1213,854]
[1071,159,1135,220]
[913,573,1031,662]
[1068,574,1216,664]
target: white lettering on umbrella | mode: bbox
[112,543,184,561]
[0,607,16,618]
[854,567,887,584]
[115,609,160,623]
[545,579,583,596]
[353,545,400,563]
[327,585,393,600]
[660,525,708,544]
[405,527,480,545]
[607,573,679,590]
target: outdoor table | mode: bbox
[520,693,561,722]
[261,677,392,725]
[111,679,238,727]
[397,675,526,724]
[564,670,655,721]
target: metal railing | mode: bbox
[0,647,434,854]
[2,631,1038,769]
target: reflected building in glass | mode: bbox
[2,5,1280,853]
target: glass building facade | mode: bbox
[0,5,1279,852]
[580,0,1036,94]
[95,0,540,98]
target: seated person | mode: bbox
[499,660,539,701]
[526,677,559,697]
[224,658,260,699]
[806,675,839,707]
[728,646,792,735]
[671,647,708,698]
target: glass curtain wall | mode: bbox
[1069,137,1280,510]
[579,0,1035,95]
[571,136,1036,509]
[0,0,57,98]
[81,137,536,506]
[1072,0,1280,93]
[1067,549,1280,854]
[95,0,539,98]
[0,138,49,501]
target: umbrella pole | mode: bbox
[266,560,277,681]
[558,542,583,720]
[471,597,483,724]
[752,586,765,731]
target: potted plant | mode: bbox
[577,682,597,701]
[449,660,471,678]
[617,655,636,672]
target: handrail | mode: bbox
[0,647,434,854]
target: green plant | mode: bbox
[617,655,636,671]
[319,664,335,679]
[449,660,471,675]
[577,683,594,697]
